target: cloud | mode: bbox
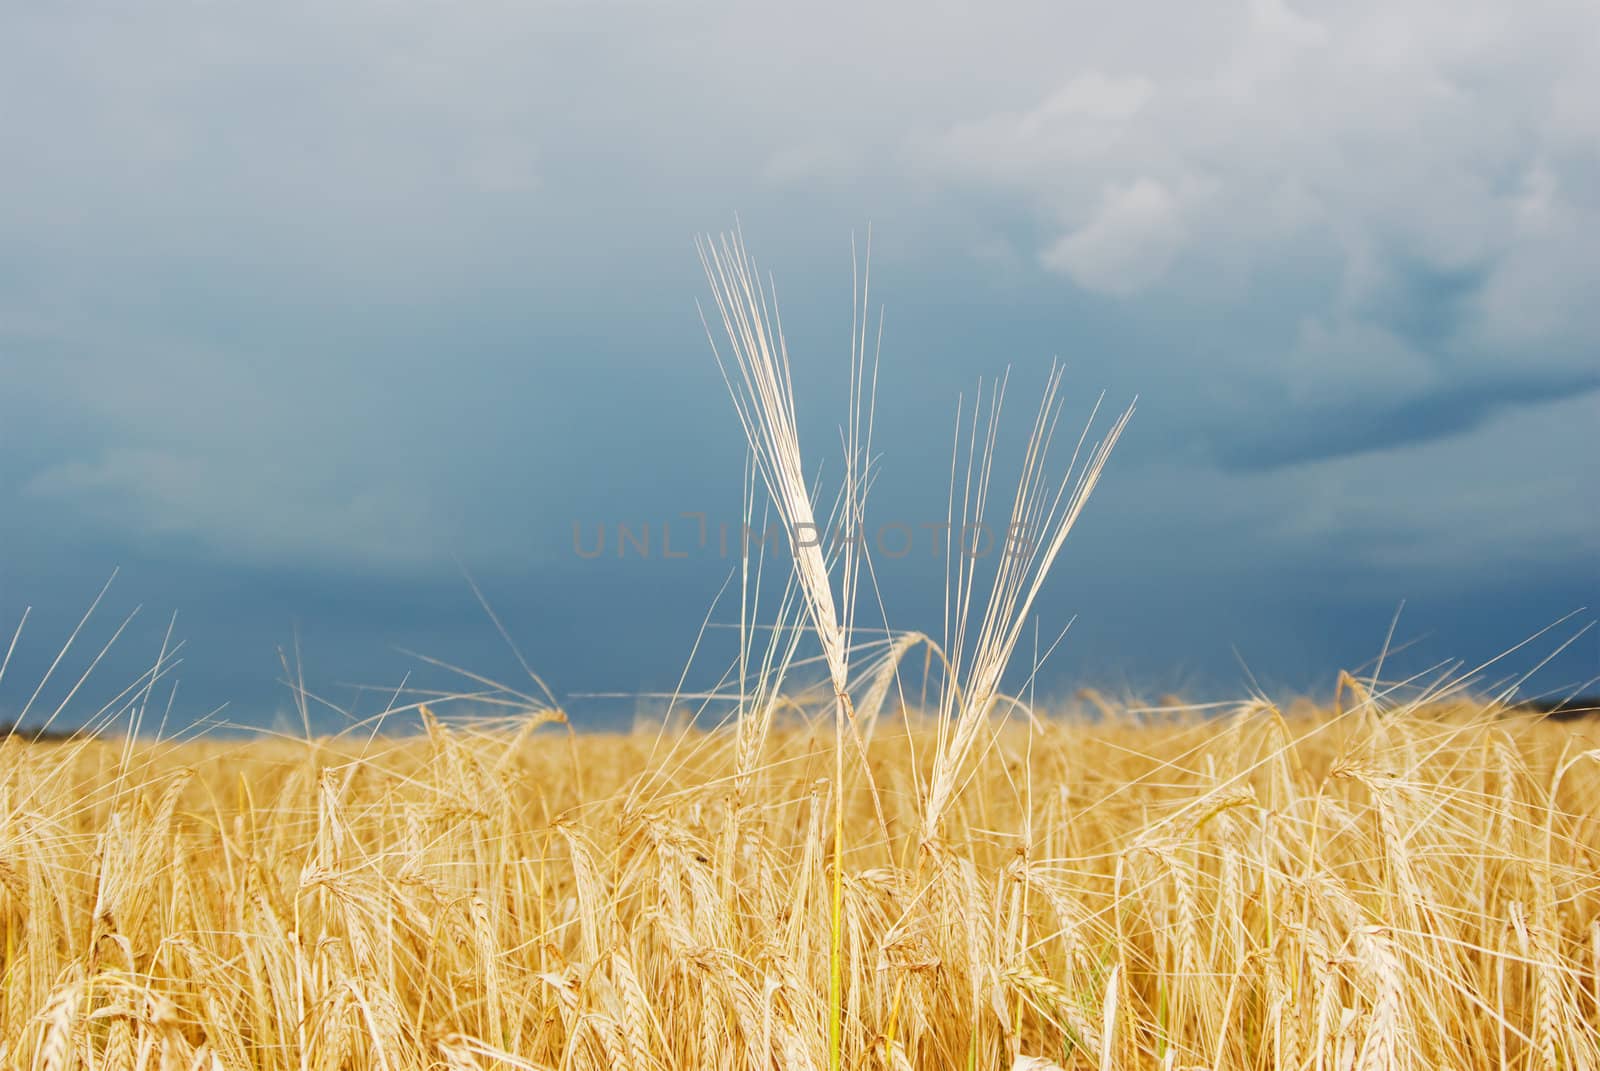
[1259,388,1600,575]
[929,71,1155,186]
[1039,72,1155,122]
[1278,317,1438,406]
[911,0,1600,450]
[1466,163,1600,369]
[1210,368,1600,472]
[763,140,859,186]
[0,312,482,570]
[24,447,441,569]
[1091,387,1600,586]
[1039,178,1184,295]
[1,0,1596,571]
[0,0,1594,714]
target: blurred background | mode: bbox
[1,1,1595,732]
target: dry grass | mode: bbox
[0,696,1597,1069]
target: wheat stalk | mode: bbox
[698,226,879,1071]
[921,370,1132,844]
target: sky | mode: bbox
[1,0,1596,732]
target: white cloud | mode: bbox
[1466,163,1599,371]
[913,0,1598,343]
[926,71,1157,196]
[1039,178,1184,295]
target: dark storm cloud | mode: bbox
[2,0,1596,727]
[1212,369,1600,472]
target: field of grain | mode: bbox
[1,691,1598,1070]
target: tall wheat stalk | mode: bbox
[698,226,877,1071]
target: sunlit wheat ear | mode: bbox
[854,631,932,740]
[1012,1056,1069,1071]
[1353,926,1407,1071]
[696,227,873,696]
[1005,967,1102,1058]
[1097,963,1122,1071]
[922,369,1132,844]
[36,979,82,1071]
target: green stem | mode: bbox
[829,691,848,1071]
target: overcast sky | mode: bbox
[2,0,1595,731]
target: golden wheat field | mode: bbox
[1,689,1598,1071]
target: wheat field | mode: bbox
[1,692,1598,1070]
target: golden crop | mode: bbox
[1,695,1597,1069]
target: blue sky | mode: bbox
[1,0,1595,731]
